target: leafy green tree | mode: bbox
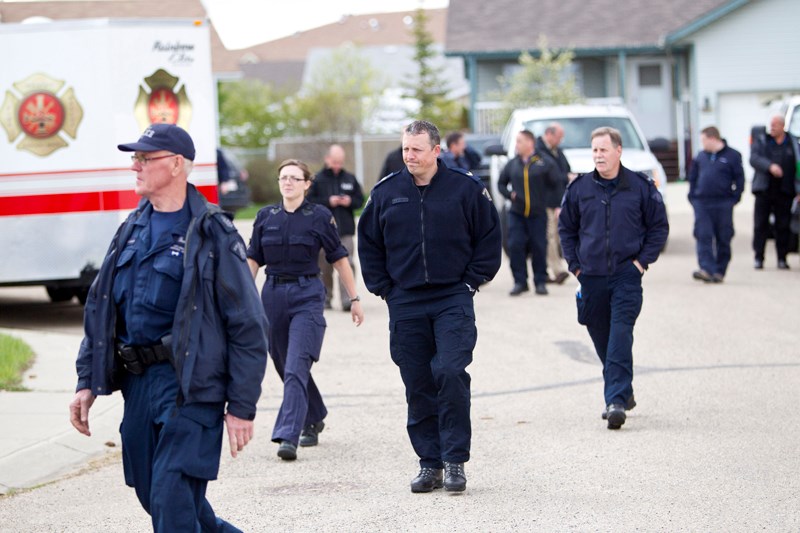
[496,36,583,123]
[405,8,465,132]
[217,79,294,148]
[295,44,386,138]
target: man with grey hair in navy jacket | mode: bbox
[69,124,268,532]
[559,126,668,430]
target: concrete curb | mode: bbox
[0,328,123,494]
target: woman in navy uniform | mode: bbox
[247,159,364,460]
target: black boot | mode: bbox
[299,421,325,447]
[410,467,443,493]
[444,462,467,492]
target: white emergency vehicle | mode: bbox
[0,18,218,303]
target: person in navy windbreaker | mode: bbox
[687,126,744,282]
[69,124,268,532]
[559,127,668,430]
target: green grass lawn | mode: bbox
[0,333,35,391]
[234,204,365,220]
[233,204,266,220]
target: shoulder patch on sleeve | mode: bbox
[229,240,247,262]
[482,188,492,202]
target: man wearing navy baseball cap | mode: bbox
[70,123,268,532]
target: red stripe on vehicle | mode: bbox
[0,185,219,217]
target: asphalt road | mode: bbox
[0,183,798,531]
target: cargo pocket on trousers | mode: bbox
[388,320,406,367]
[164,403,224,480]
[306,314,327,362]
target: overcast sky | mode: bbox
[201,0,449,50]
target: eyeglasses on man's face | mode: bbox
[131,153,177,166]
[277,176,306,183]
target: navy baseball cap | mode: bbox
[118,123,195,161]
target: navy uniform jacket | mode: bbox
[358,161,502,298]
[112,202,191,346]
[440,145,482,172]
[497,153,560,217]
[75,184,269,420]
[558,166,669,276]
[687,141,744,204]
[307,167,364,237]
[247,199,348,276]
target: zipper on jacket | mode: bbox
[603,187,612,272]
[523,157,535,217]
[417,185,430,283]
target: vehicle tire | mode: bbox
[46,286,74,303]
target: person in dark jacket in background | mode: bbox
[359,120,501,494]
[750,115,800,270]
[498,129,560,296]
[380,145,405,179]
[688,126,744,283]
[69,124,268,532]
[440,131,482,172]
[536,122,572,285]
[559,127,668,431]
[307,145,364,310]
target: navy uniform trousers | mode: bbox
[262,276,328,445]
[508,210,548,287]
[120,362,240,533]
[693,199,736,276]
[387,287,477,468]
[577,262,643,407]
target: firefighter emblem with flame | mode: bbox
[0,73,83,157]
[134,69,192,130]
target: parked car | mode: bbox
[217,148,250,215]
[487,104,669,253]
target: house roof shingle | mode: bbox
[235,8,447,62]
[446,0,735,54]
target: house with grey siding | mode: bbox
[446,0,799,178]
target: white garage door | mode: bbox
[718,92,787,182]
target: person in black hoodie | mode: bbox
[750,115,799,270]
[307,145,364,310]
[688,126,744,282]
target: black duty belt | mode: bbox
[116,340,172,375]
[269,274,316,284]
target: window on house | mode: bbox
[638,65,662,87]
